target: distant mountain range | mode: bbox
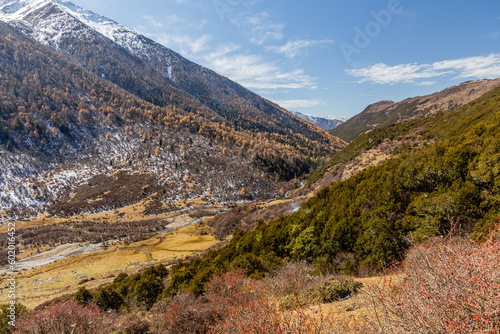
[0,0,345,216]
[330,79,500,142]
[291,111,346,131]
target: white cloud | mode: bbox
[347,54,500,85]
[137,12,317,91]
[203,48,316,89]
[142,15,167,29]
[433,54,500,79]
[347,63,444,85]
[231,12,284,45]
[267,39,335,58]
[272,99,325,109]
[152,32,212,55]
[416,81,437,86]
[137,16,212,56]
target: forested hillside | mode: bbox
[0,21,341,161]
[162,84,500,294]
[0,0,344,163]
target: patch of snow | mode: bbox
[167,65,172,80]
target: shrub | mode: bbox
[113,272,129,283]
[206,270,340,334]
[317,277,363,303]
[143,264,168,279]
[230,253,270,278]
[115,314,150,334]
[94,286,125,311]
[149,294,215,334]
[205,270,256,315]
[75,286,94,305]
[15,300,114,334]
[134,275,163,310]
[264,261,318,296]
[0,303,27,334]
[361,236,500,333]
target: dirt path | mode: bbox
[137,236,165,261]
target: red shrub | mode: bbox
[148,270,341,333]
[15,300,115,334]
[77,278,89,285]
[206,270,336,334]
[149,294,215,334]
[361,236,500,333]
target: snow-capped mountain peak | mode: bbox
[1,0,134,51]
[0,0,181,79]
[291,111,345,131]
[50,0,151,55]
[0,0,120,33]
[0,0,54,20]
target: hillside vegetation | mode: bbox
[163,84,500,293]
[3,234,499,333]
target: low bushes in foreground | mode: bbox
[357,236,500,333]
[14,300,115,334]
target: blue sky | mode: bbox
[71,0,500,119]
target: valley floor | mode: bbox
[0,222,217,309]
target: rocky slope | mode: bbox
[330,79,500,142]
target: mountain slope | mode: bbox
[330,79,500,142]
[0,1,346,216]
[0,21,331,217]
[0,0,343,156]
[0,21,264,214]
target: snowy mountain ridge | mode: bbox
[0,0,179,79]
[291,111,345,131]
[1,0,136,48]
